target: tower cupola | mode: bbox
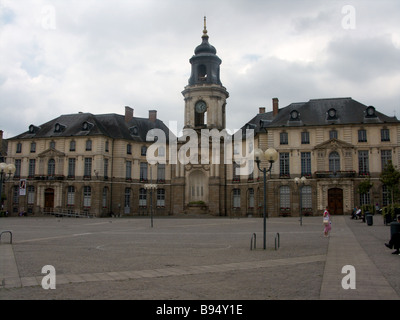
[188,17,222,86]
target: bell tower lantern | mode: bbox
[182,17,229,130]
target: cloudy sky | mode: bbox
[1,0,399,138]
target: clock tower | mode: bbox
[182,17,229,130]
[173,18,229,216]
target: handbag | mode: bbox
[323,216,329,225]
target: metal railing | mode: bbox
[43,208,94,218]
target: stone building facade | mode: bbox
[2,22,400,217]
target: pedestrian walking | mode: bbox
[323,206,332,237]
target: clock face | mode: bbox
[367,107,375,116]
[328,109,336,117]
[195,101,207,113]
[290,110,298,119]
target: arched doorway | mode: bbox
[328,188,343,215]
[44,188,55,210]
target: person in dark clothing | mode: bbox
[385,215,400,255]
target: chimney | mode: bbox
[125,106,133,123]
[259,107,265,114]
[273,98,279,116]
[149,110,157,122]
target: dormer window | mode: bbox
[327,108,337,120]
[29,124,40,134]
[290,110,300,121]
[82,121,93,131]
[129,126,139,136]
[365,106,377,118]
[54,123,66,133]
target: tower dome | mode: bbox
[188,17,222,86]
[194,18,217,55]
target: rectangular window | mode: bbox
[16,143,22,153]
[140,162,148,181]
[30,142,36,153]
[86,140,92,151]
[83,186,91,207]
[381,129,390,142]
[67,186,75,206]
[382,185,389,207]
[68,158,76,178]
[301,186,312,211]
[233,189,241,208]
[157,189,165,207]
[102,187,108,208]
[14,159,21,178]
[139,188,147,207]
[233,162,240,181]
[157,164,165,182]
[381,150,392,170]
[301,132,310,144]
[358,151,369,175]
[280,132,288,145]
[84,158,92,177]
[279,152,290,177]
[126,161,132,179]
[329,130,338,139]
[301,152,311,176]
[279,186,290,209]
[27,186,35,205]
[69,141,76,152]
[360,192,370,206]
[358,129,367,142]
[248,188,254,208]
[104,158,109,179]
[28,159,36,177]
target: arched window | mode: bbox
[102,187,108,208]
[329,151,340,173]
[83,186,91,208]
[198,64,207,81]
[280,186,290,210]
[301,185,312,211]
[124,188,131,214]
[139,188,147,207]
[248,188,254,208]
[233,189,241,208]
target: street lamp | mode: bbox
[144,166,157,228]
[144,183,157,228]
[294,176,307,226]
[254,148,278,249]
[0,163,16,210]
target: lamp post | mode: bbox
[144,183,157,228]
[144,166,157,228]
[0,163,16,211]
[294,176,307,226]
[254,148,278,250]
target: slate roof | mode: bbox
[242,97,399,134]
[9,112,173,142]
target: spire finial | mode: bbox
[202,16,208,39]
